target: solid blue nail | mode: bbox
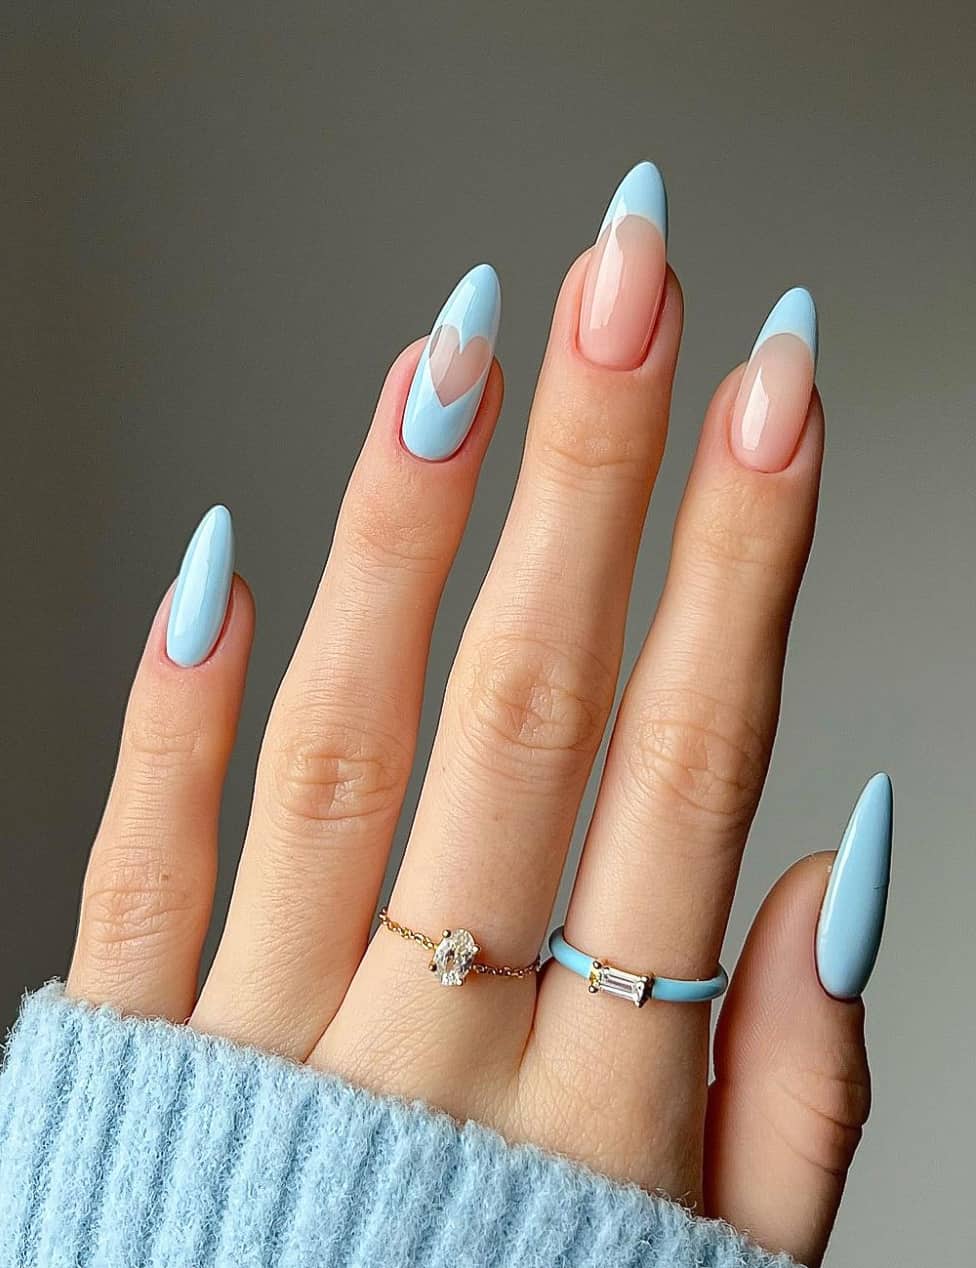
[166,505,235,667]
[401,263,501,462]
[816,773,893,999]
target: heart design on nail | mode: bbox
[428,325,492,406]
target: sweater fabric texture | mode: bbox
[0,985,798,1267]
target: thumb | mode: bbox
[705,774,893,1267]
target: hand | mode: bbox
[67,164,876,1267]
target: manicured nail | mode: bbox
[166,505,235,667]
[816,773,893,1000]
[730,287,818,472]
[401,263,501,461]
[578,161,668,370]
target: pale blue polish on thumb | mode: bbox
[816,772,893,999]
[165,505,235,667]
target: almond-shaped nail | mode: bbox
[816,773,893,1000]
[731,287,818,472]
[401,264,501,461]
[166,505,235,667]
[578,161,668,370]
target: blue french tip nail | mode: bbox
[401,263,501,462]
[751,286,819,369]
[816,773,893,999]
[165,505,235,668]
[597,160,668,243]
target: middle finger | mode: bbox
[322,164,682,1084]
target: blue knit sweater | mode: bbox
[0,986,797,1267]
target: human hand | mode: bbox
[66,164,890,1267]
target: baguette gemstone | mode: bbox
[587,961,650,1007]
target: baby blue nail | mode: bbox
[597,160,668,243]
[166,505,235,667]
[816,773,893,999]
[401,263,501,462]
[751,286,819,368]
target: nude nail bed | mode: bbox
[731,287,818,473]
[578,161,668,370]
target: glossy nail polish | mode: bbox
[401,264,501,461]
[166,505,235,667]
[578,161,668,370]
[816,773,893,1000]
[731,287,818,472]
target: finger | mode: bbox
[194,267,504,1056]
[535,289,822,1195]
[706,775,892,1266]
[322,164,681,1094]
[67,507,252,1020]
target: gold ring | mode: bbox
[377,909,540,986]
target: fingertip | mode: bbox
[661,265,684,334]
[649,267,685,374]
[229,571,256,624]
[481,355,505,420]
[221,573,257,660]
[547,248,592,351]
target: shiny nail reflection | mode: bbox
[578,162,668,370]
[730,287,817,472]
[401,264,501,461]
[166,505,235,668]
[816,773,893,1000]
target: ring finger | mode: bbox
[534,288,823,1196]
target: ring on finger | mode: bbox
[548,927,728,1007]
[378,909,541,986]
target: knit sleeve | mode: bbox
[0,985,798,1268]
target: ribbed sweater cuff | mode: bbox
[0,985,796,1267]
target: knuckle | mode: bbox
[81,856,195,960]
[538,396,653,484]
[456,634,613,771]
[122,709,206,772]
[627,688,767,833]
[690,480,803,574]
[341,484,447,578]
[264,716,410,834]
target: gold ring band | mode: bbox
[377,909,540,986]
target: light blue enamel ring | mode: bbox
[549,927,728,1007]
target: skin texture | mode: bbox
[66,240,870,1267]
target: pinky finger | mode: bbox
[66,506,253,1021]
[705,775,893,1267]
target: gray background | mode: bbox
[3,4,974,1264]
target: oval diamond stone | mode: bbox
[431,928,479,986]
